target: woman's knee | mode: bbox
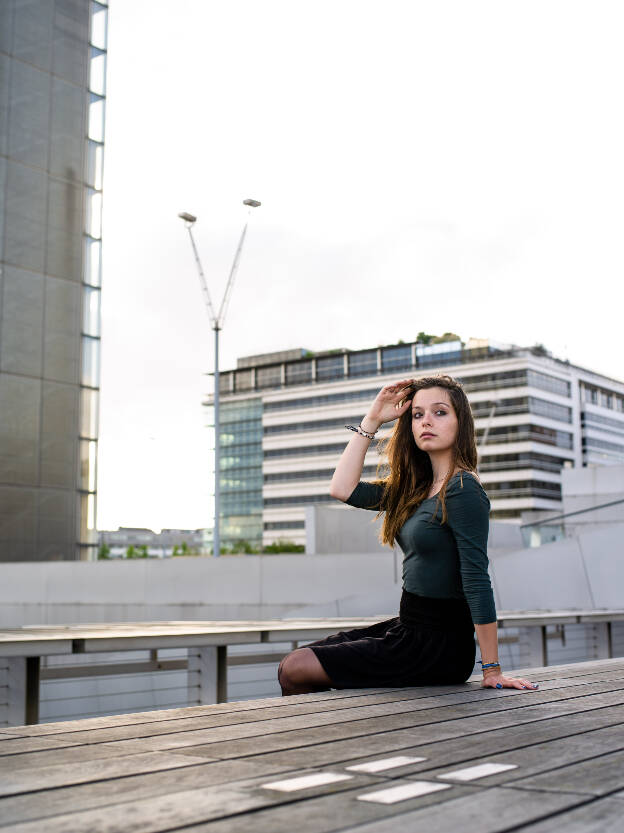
[278,647,329,690]
[278,648,307,689]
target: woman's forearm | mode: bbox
[329,414,381,501]
[474,621,500,677]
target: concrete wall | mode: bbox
[489,523,624,610]
[561,464,624,533]
[0,551,402,626]
[305,505,387,555]
[305,505,525,556]
[0,516,620,626]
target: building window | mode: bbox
[584,386,598,404]
[285,360,313,386]
[316,354,344,382]
[527,370,571,397]
[235,369,253,391]
[219,372,233,394]
[256,365,281,389]
[528,397,572,423]
[381,345,412,373]
[349,350,377,377]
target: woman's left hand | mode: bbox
[481,673,539,690]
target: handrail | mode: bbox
[520,496,624,528]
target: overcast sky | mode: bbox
[97,0,624,532]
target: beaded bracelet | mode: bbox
[479,661,501,670]
[345,423,377,440]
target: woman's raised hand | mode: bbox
[363,379,414,429]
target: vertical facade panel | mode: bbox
[0,0,105,561]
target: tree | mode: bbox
[416,331,435,345]
[98,543,110,560]
[262,539,305,554]
[125,545,148,558]
[229,539,261,554]
[431,331,462,344]
[531,343,549,356]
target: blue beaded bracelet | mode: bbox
[479,661,501,669]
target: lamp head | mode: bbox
[178,211,197,225]
[243,199,261,208]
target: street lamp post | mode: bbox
[178,200,261,556]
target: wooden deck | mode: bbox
[1,656,623,832]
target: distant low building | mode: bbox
[205,336,624,551]
[98,527,205,558]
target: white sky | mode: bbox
[97,0,624,532]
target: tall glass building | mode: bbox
[0,0,107,560]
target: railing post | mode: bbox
[2,657,38,727]
[595,622,612,660]
[25,657,40,724]
[523,626,547,668]
[188,645,228,705]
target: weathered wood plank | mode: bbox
[509,748,624,795]
[0,686,409,736]
[488,796,624,833]
[174,686,624,761]
[0,735,86,755]
[0,769,391,832]
[230,703,624,779]
[141,784,590,833]
[0,739,166,772]
[0,757,395,825]
[327,787,595,833]
[396,723,624,788]
[0,751,217,799]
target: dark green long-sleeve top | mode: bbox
[345,470,497,625]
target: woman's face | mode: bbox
[411,386,459,454]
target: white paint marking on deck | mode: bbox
[261,772,353,792]
[438,762,518,781]
[357,781,451,804]
[346,756,427,773]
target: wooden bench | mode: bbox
[1,656,623,831]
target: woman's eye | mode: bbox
[412,411,447,418]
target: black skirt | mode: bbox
[307,589,476,689]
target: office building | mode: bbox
[206,338,624,550]
[98,527,205,558]
[0,1,107,560]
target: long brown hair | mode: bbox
[371,374,479,546]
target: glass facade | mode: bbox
[264,479,562,508]
[0,0,106,561]
[264,413,370,436]
[348,349,377,377]
[316,354,344,382]
[219,398,263,550]
[264,464,379,484]
[477,424,574,449]
[381,344,412,373]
